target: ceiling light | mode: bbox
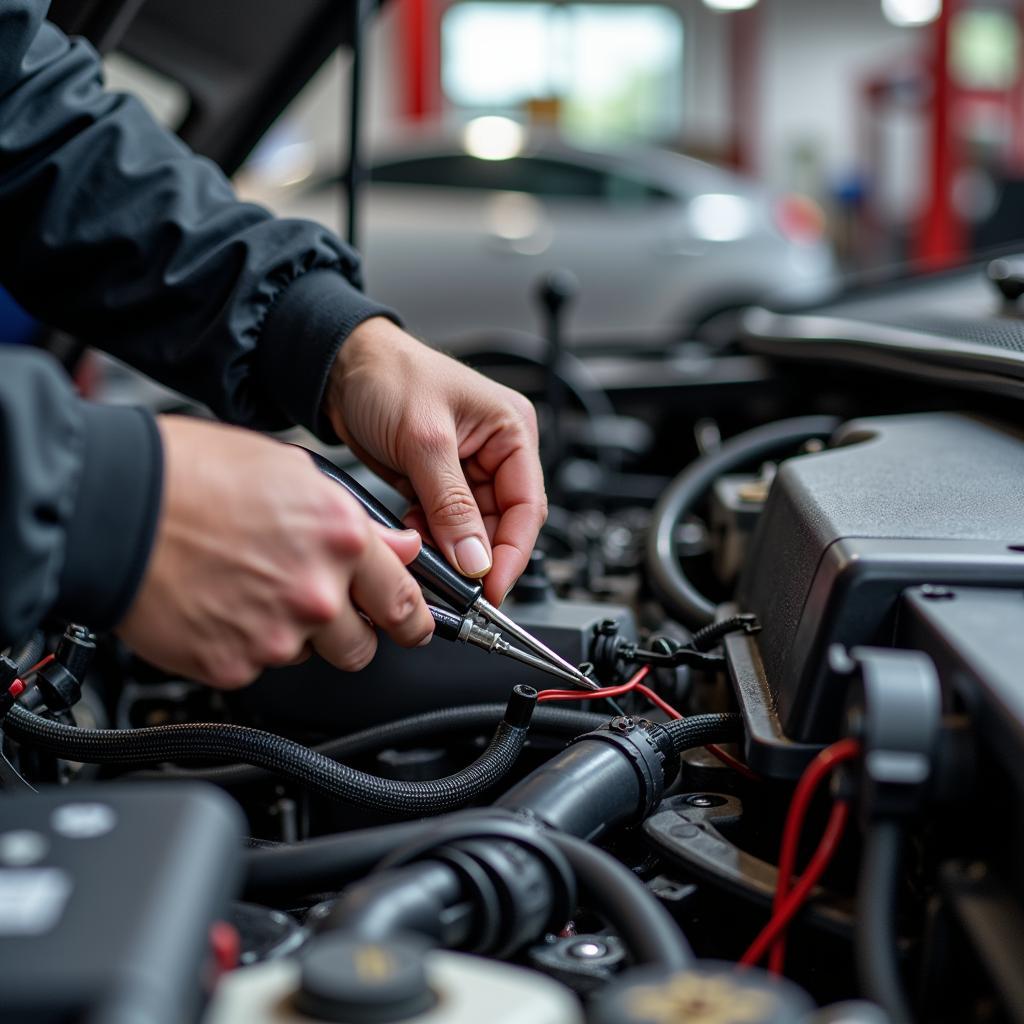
[881,0,941,27]
[701,0,758,11]
[462,116,525,161]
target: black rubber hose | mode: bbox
[244,715,742,902]
[244,819,442,901]
[326,861,467,946]
[3,687,538,816]
[548,830,693,969]
[645,415,841,627]
[128,704,610,787]
[856,821,911,1024]
[497,712,743,840]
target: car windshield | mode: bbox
[369,155,675,203]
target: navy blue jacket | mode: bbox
[0,0,395,645]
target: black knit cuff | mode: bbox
[258,268,401,441]
[54,403,163,631]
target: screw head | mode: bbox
[684,794,726,808]
[567,939,608,959]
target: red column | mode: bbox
[1010,0,1024,174]
[399,0,440,121]
[728,6,760,173]
[915,0,966,268]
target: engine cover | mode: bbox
[737,412,1024,743]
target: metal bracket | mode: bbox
[643,793,854,939]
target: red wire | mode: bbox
[6,653,55,699]
[705,743,760,783]
[738,736,861,973]
[23,654,53,677]
[536,665,652,704]
[739,800,851,967]
[537,667,760,781]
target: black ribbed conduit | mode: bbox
[3,687,538,816]
[646,415,841,627]
[6,632,44,674]
[130,704,610,787]
[663,712,742,753]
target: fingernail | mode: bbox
[397,528,421,541]
[417,632,433,647]
[454,536,491,577]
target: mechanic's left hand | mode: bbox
[326,317,546,605]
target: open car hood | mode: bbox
[48,0,365,175]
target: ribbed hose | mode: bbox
[3,691,536,816]
[646,416,841,627]
[663,712,742,753]
[856,822,911,1024]
[130,704,610,787]
[7,632,44,674]
[689,616,757,653]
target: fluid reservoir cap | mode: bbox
[295,933,436,1023]
[590,961,814,1024]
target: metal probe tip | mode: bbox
[497,641,600,689]
[475,598,592,685]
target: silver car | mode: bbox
[264,126,837,344]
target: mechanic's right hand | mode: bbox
[116,416,435,689]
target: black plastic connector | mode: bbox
[33,625,95,713]
[504,684,538,729]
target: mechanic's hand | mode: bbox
[116,416,435,689]
[326,318,546,605]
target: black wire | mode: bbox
[856,821,911,1024]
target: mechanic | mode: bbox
[0,1,546,688]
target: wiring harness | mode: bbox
[3,685,538,816]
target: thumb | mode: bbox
[407,441,492,578]
[373,524,422,566]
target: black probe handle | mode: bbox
[307,450,483,613]
[427,605,465,642]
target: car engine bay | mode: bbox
[4,259,1024,1024]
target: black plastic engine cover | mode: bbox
[737,412,1024,743]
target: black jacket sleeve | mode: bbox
[0,1,400,646]
[0,0,397,437]
[0,348,162,647]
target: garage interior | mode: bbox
[3,2,1024,1022]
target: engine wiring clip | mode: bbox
[830,645,942,823]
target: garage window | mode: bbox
[441,3,684,143]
